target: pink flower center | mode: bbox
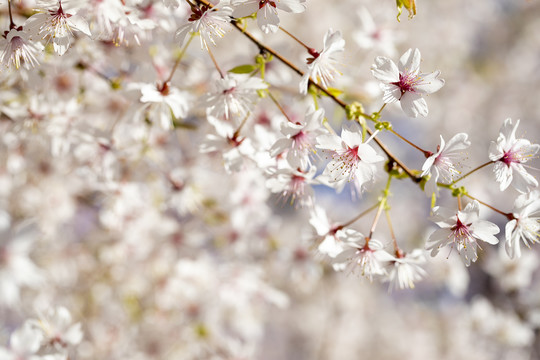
[501,149,522,167]
[391,72,421,95]
[259,0,277,9]
[451,216,473,245]
[331,145,360,181]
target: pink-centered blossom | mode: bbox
[489,118,539,193]
[333,237,395,281]
[505,190,540,259]
[387,249,426,291]
[1,28,43,70]
[299,28,345,95]
[269,106,327,169]
[427,201,500,266]
[176,2,232,49]
[25,0,91,56]
[421,133,470,196]
[316,123,384,189]
[203,73,267,123]
[266,165,317,207]
[371,48,444,117]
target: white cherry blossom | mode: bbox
[269,106,327,169]
[25,1,91,55]
[176,2,232,49]
[371,48,445,117]
[488,118,539,193]
[333,237,395,281]
[316,123,384,189]
[30,306,83,351]
[1,28,43,70]
[504,190,540,259]
[427,201,500,266]
[138,82,191,130]
[387,249,427,291]
[266,165,317,207]
[203,73,267,123]
[421,133,470,196]
[299,29,345,95]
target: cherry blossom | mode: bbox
[387,249,427,291]
[203,73,267,123]
[176,2,232,49]
[266,165,317,207]
[333,237,395,281]
[25,0,91,56]
[269,106,327,169]
[427,201,500,266]
[299,29,345,95]
[371,48,445,117]
[316,123,384,190]
[137,82,191,130]
[489,118,539,193]
[1,28,43,70]
[505,190,540,259]
[421,133,470,196]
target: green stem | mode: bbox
[368,175,393,240]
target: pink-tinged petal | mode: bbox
[429,206,457,226]
[309,206,331,235]
[68,14,91,36]
[500,118,519,145]
[424,169,438,196]
[505,219,520,259]
[400,92,427,117]
[488,141,504,161]
[323,28,345,52]
[445,133,470,152]
[318,235,344,258]
[493,161,513,191]
[269,137,292,157]
[381,84,401,103]
[371,56,400,83]
[357,144,384,164]
[414,71,444,94]
[398,48,421,75]
[316,133,342,150]
[510,163,539,193]
[470,220,500,244]
[53,35,70,56]
[421,155,436,176]
[299,73,310,94]
[280,121,303,136]
[426,228,452,255]
[340,126,363,148]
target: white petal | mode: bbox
[414,71,444,94]
[399,48,421,75]
[371,56,400,83]
[400,92,427,117]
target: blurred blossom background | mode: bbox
[0,0,539,359]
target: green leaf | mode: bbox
[228,64,257,74]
